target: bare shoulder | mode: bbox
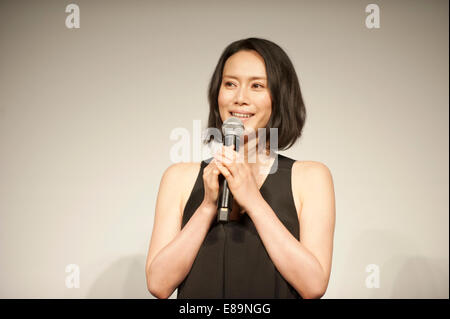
[163,161,201,179]
[291,161,334,218]
[292,161,333,194]
[292,160,332,178]
[161,161,202,216]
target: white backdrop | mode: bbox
[0,0,448,298]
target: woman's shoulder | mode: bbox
[164,161,201,174]
[162,161,204,211]
[277,154,329,170]
[291,160,333,204]
[292,160,331,173]
[292,160,333,185]
[162,161,203,187]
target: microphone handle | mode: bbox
[216,134,239,223]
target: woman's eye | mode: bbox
[224,81,264,88]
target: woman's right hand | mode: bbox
[201,159,222,210]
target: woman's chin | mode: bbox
[243,125,259,135]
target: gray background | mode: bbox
[0,0,448,298]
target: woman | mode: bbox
[145,38,335,299]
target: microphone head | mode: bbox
[222,117,245,137]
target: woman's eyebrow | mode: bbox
[223,75,267,80]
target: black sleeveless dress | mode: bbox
[177,153,302,299]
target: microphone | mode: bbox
[217,117,245,223]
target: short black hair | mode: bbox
[205,37,306,151]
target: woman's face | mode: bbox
[218,50,272,133]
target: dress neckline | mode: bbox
[227,152,280,220]
[202,151,281,194]
[256,152,279,192]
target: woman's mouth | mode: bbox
[229,111,255,121]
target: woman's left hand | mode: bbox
[213,145,262,212]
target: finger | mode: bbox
[209,169,220,188]
[213,148,225,164]
[205,160,219,176]
[215,160,234,181]
[205,163,220,187]
[216,144,234,154]
[235,150,245,163]
[209,160,221,175]
[205,165,217,176]
[223,146,237,163]
[216,156,239,178]
[216,146,236,164]
[214,152,230,165]
[224,144,235,153]
[214,146,233,166]
[223,144,236,156]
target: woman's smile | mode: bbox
[218,50,272,133]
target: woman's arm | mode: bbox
[246,161,336,299]
[145,163,216,299]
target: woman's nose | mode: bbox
[235,87,249,105]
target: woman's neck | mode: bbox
[240,135,275,173]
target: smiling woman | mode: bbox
[218,50,272,129]
[206,38,306,151]
[145,38,336,299]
